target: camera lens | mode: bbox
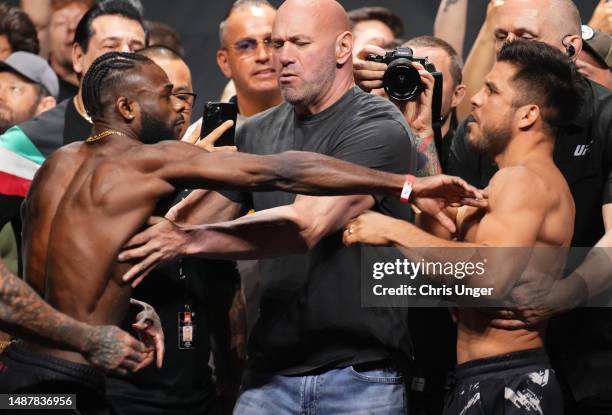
[383,58,421,101]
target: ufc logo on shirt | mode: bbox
[574,143,591,157]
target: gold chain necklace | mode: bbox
[85,130,126,143]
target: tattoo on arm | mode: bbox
[414,134,442,177]
[0,260,91,351]
[443,0,460,12]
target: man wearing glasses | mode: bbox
[216,0,282,119]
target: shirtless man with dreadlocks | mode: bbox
[0,51,482,412]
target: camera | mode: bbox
[366,47,443,126]
[366,47,441,101]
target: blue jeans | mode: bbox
[233,365,407,415]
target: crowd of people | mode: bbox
[0,0,611,414]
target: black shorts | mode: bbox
[443,348,564,415]
[0,343,115,415]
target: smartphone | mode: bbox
[200,102,237,147]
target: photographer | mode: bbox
[354,37,470,415]
[354,36,466,175]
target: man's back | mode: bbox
[22,137,176,364]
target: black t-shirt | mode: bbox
[106,257,238,415]
[57,76,79,104]
[63,98,92,144]
[447,78,612,399]
[435,114,458,173]
[222,87,418,374]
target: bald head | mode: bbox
[549,0,581,36]
[495,0,582,56]
[272,0,354,113]
[277,0,350,36]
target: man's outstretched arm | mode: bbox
[0,259,150,374]
[139,142,484,203]
[120,194,376,284]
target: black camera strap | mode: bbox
[431,71,444,147]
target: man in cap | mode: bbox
[0,51,58,134]
[0,51,58,279]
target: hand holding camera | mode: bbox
[355,46,443,138]
[397,61,436,138]
[354,44,388,92]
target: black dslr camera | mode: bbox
[366,47,443,123]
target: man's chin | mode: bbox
[0,119,12,134]
[248,81,281,95]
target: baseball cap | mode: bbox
[0,51,59,98]
[581,25,612,70]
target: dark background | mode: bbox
[6,0,600,114]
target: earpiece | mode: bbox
[566,44,576,57]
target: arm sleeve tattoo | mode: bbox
[0,259,92,351]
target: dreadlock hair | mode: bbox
[82,51,153,119]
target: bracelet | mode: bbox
[400,175,416,202]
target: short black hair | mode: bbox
[144,20,185,58]
[0,4,39,55]
[219,0,274,46]
[74,0,145,53]
[497,39,583,136]
[82,51,152,118]
[348,7,404,38]
[405,36,463,87]
[139,44,183,62]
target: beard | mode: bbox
[0,117,12,134]
[0,103,38,134]
[279,52,336,109]
[470,120,512,158]
[140,111,177,144]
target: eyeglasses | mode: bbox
[230,37,272,55]
[172,91,197,108]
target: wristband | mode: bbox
[400,175,415,202]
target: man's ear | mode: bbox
[451,84,466,109]
[336,31,353,66]
[116,96,138,122]
[516,104,539,130]
[72,43,85,76]
[34,96,57,116]
[217,49,232,78]
[565,35,583,62]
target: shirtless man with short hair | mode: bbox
[0,50,482,411]
[344,39,582,414]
